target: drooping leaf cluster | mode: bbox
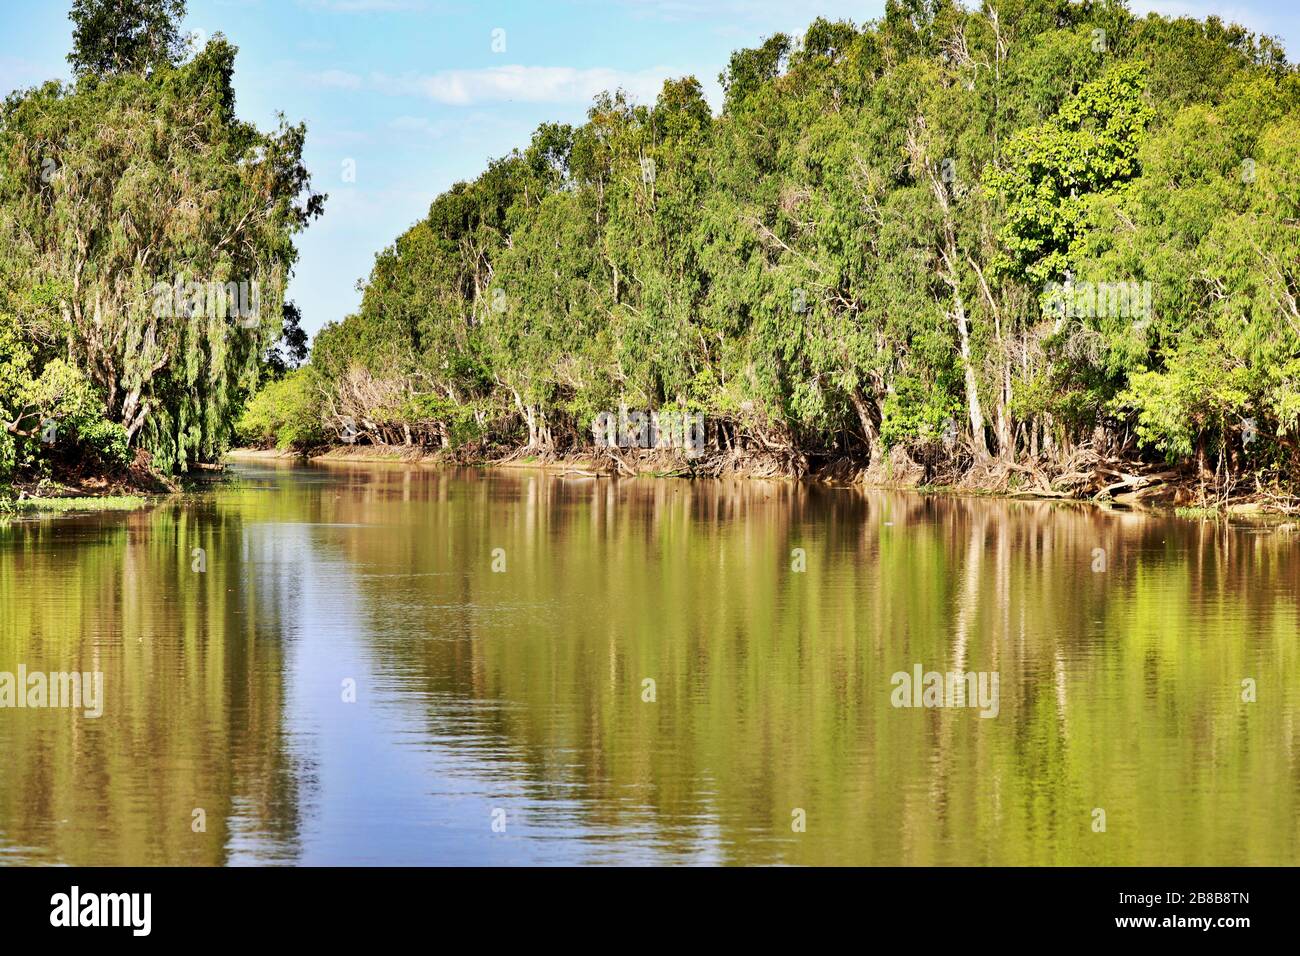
[0,1,322,481]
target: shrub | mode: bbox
[75,418,131,469]
[236,368,325,450]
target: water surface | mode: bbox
[0,461,1296,865]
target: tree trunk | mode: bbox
[851,389,880,467]
[952,286,989,461]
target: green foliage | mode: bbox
[0,319,130,474]
[986,62,1154,284]
[236,368,324,450]
[0,495,146,515]
[302,2,1299,488]
[0,8,322,480]
[880,376,962,450]
[76,419,131,469]
[0,313,35,480]
[28,359,132,469]
[68,0,188,77]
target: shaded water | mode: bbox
[0,461,1297,865]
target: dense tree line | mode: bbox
[4,0,1298,502]
[269,0,1299,498]
[0,0,319,489]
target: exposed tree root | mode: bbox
[287,438,1300,515]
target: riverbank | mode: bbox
[224,444,1300,517]
[1,472,162,516]
[1,450,181,517]
[0,494,149,516]
[229,443,828,481]
[8,443,1296,520]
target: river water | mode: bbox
[0,460,1295,865]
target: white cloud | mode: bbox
[389,115,437,132]
[299,63,685,105]
[310,127,373,147]
[371,64,682,105]
[387,111,518,140]
[305,68,364,89]
[311,185,437,222]
[609,0,879,26]
[1129,1,1267,32]
[299,0,429,11]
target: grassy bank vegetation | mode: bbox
[0,495,147,516]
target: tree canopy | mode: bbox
[1,2,321,482]
[68,0,189,77]
[303,0,1298,498]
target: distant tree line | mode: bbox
[264,0,1297,496]
[5,0,1299,501]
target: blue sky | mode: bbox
[1,0,1297,338]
